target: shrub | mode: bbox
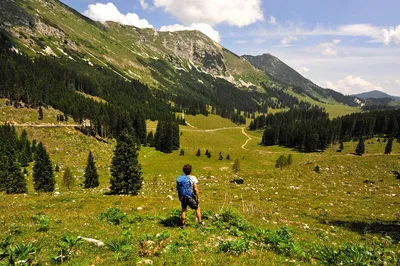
[32,212,51,232]
[52,235,82,264]
[1,242,40,265]
[218,239,250,255]
[99,208,127,225]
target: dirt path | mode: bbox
[2,123,80,128]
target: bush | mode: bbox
[1,242,40,265]
[32,212,51,232]
[52,235,82,264]
[218,239,250,255]
[218,209,250,231]
[99,208,127,225]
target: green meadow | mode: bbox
[1,103,399,265]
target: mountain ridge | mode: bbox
[353,90,400,101]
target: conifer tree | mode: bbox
[219,152,223,160]
[339,141,344,152]
[110,130,143,195]
[147,131,154,147]
[196,149,201,157]
[207,151,211,158]
[385,138,393,154]
[232,159,240,173]
[226,154,230,160]
[33,142,55,192]
[62,167,74,191]
[355,137,365,156]
[287,154,293,166]
[38,107,44,120]
[179,149,185,156]
[84,151,99,188]
[55,164,60,172]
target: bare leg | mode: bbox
[196,206,202,223]
[181,208,187,225]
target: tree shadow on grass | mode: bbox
[321,220,400,242]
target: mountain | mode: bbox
[243,53,358,106]
[0,0,358,117]
[353,90,400,101]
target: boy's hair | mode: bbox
[183,164,192,175]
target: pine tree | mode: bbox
[226,154,230,160]
[55,164,60,172]
[232,159,240,173]
[219,152,223,160]
[33,142,55,192]
[196,149,201,157]
[355,137,365,156]
[84,151,99,188]
[147,131,154,147]
[110,130,143,195]
[62,167,74,191]
[287,154,293,166]
[385,138,393,154]
[339,141,344,152]
[38,107,44,120]
[179,149,185,156]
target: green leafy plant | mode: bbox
[52,235,82,264]
[99,208,127,225]
[1,242,39,266]
[32,212,51,232]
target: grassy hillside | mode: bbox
[1,103,399,265]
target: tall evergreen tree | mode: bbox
[355,137,365,156]
[196,149,201,157]
[84,151,99,188]
[33,142,55,192]
[110,130,143,195]
[38,107,44,120]
[62,167,74,191]
[232,159,240,173]
[385,138,393,154]
[147,131,155,147]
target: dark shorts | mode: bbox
[181,196,198,210]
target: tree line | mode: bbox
[251,107,400,152]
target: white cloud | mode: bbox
[280,36,298,46]
[381,25,400,45]
[253,23,400,46]
[160,23,220,43]
[315,40,340,56]
[270,16,277,25]
[139,0,149,10]
[234,40,249,44]
[324,76,385,94]
[83,3,153,28]
[298,67,310,76]
[395,80,400,84]
[153,0,264,27]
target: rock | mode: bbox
[54,191,60,196]
[78,236,104,247]
[167,195,174,200]
[137,206,143,210]
[137,259,153,265]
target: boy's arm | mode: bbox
[193,184,200,203]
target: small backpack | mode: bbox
[177,175,193,198]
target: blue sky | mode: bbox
[61,0,400,96]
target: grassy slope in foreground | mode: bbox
[1,103,399,265]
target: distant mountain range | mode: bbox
[353,90,400,101]
[243,54,358,106]
[0,0,361,112]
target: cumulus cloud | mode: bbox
[234,40,249,44]
[153,0,264,27]
[139,0,149,10]
[270,16,277,25]
[160,23,221,43]
[381,25,400,45]
[324,76,385,94]
[280,36,298,46]
[83,3,153,28]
